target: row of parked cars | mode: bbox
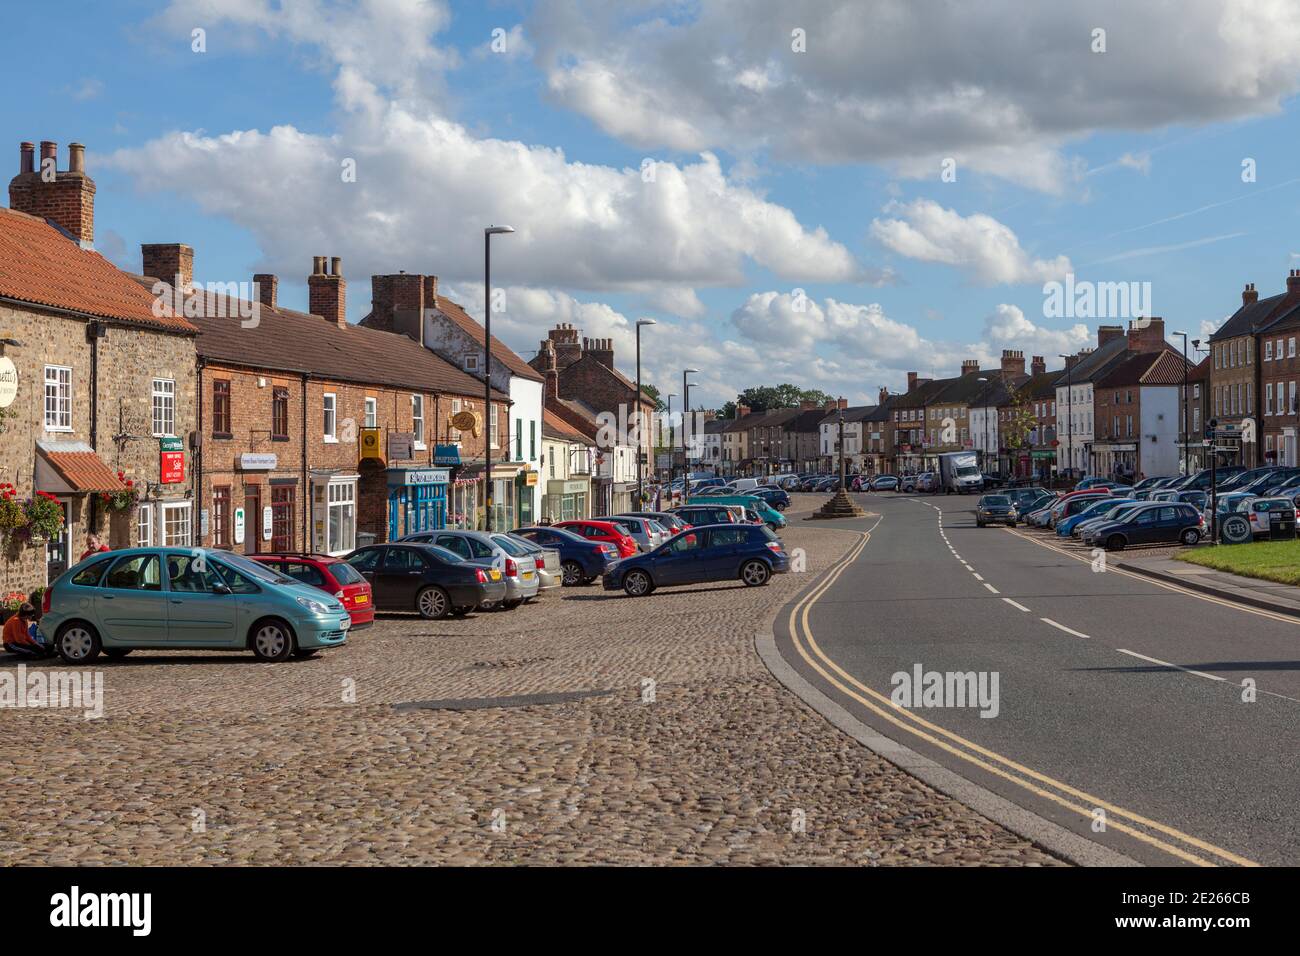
[37,497,795,664]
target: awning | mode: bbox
[35,441,127,494]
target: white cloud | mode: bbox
[531,0,1300,193]
[870,200,1072,285]
[981,303,1091,357]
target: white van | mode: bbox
[728,477,761,493]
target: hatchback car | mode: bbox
[1084,503,1204,550]
[1056,498,1137,537]
[345,543,506,618]
[511,525,620,585]
[750,487,791,511]
[40,547,353,664]
[669,504,739,528]
[250,552,374,628]
[975,494,1016,527]
[399,530,540,608]
[552,519,639,559]
[620,511,691,535]
[603,523,790,596]
[870,475,899,491]
[606,514,667,551]
[489,533,562,594]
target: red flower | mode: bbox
[126,480,134,488]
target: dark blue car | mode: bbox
[511,526,619,586]
[603,523,789,596]
[751,487,791,511]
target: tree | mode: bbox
[734,384,835,413]
[640,383,665,412]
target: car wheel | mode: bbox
[104,647,131,660]
[250,619,295,662]
[416,586,451,620]
[56,622,102,664]
[500,599,522,611]
[623,569,653,597]
[561,560,584,586]
[740,559,770,587]
[1180,528,1201,546]
[1105,534,1126,552]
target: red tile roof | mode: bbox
[435,296,544,382]
[542,408,592,443]
[0,207,196,333]
[39,447,127,492]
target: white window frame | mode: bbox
[463,353,480,373]
[490,404,500,448]
[152,378,176,437]
[1266,383,1274,416]
[44,365,72,431]
[364,397,377,429]
[450,398,463,441]
[412,394,425,448]
[137,503,153,547]
[1291,338,1298,359]
[161,500,192,547]
[323,392,337,443]
[1265,340,1274,361]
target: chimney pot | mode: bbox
[18,142,34,174]
[331,256,342,276]
[39,141,56,167]
[1243,282,1259,305]
[68,143,85,173]
[308,256,347,330]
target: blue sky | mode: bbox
[5,0,1300,408]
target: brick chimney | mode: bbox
[736,403,751,419]
[9,140,96,248]
[1031,355,1046,376]
[878,386,890,406]
[1128,316,1166,353]
[369,272,429,341]
[1288,272,1300,296]
[536,340,559,402]
[141,243,194,292]
[1097,325,1125,347]
[1000,349,1025,376]
[1243,282,1258,305]
[1064,354,1081,371]
[802,399,819,410]
[907,372,919,392]
[585,336,615,369]
[548,323,582,368]
[961,359,979,375]
[309,256,347,329]
[838,397,848,409]
[253,273,277,311]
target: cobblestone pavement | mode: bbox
[0,497,1062,865]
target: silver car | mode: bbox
[399,530,540,608]
[609,515,666,551]
[491,532,561,595]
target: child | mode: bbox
[2,603,54,658]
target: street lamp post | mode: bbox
[1191,339,1201,471]
[1174,330,1190,478]
[681,369,699,500]
[1058,353,1074,486]
[634,318,656,508]
[482,224,514,532]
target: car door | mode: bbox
[651,531,706,586]
[95,553,169,645]
[1127,508,1160,544]
[705,526,751,578]
[344,547,384,603]
[162,552,241,646]
[380,546,428,607]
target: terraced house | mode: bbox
[0,141,198,593]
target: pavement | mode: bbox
[771,490,1300,867]
[0,503,1058,866]
[1118,552,1300,617]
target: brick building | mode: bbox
[1,141,199,594]
[1090,349,1187,480]
[182,251,509,556]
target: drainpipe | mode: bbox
[196,356,205,544]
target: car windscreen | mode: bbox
[329,562,365,584]
[981,496,1010,506]
[491,534,531,556]
[420,544,465,563]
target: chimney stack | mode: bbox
[1097,324,1125,347]
[1000,349,1025,376]
[308,255,347,330]
[961,359,979,375]
[1288,272,1300,296]
[141,243,194,292]
[1128,316,1165,352]
[422,275,439,305]
[1064,354,1081,371]
[878,386,890,406]
[548,323,582,368]
[838,397,848,410]
[583,336,615,369]
[253,273,278,311]
[907,371,919,393]
[9,139,97,247]
[736,403,751,419]
[1031,355,1046,376]
[1243,282,1258,305]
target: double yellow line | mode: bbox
[786,525,1258,867]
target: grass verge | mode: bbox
[1176,538,1300,585]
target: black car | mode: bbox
[511,525,619,585]
[975,493,1016,527]
[750,487,791,511]
[1084,502,1204,551]
[1168,466,1246,492]
[671,504,739,526]
[344,543,506,618]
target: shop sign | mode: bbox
[0,356,17,409]
[239,453,278,470]
[262,506,273,541]
[391,468,450,486]
[360,428,382,460]
[524,471,539,487]
[160,436,185,484]
[233,507,245,545]
[388,432,414,461]
[433,444,461,466]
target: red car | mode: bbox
[250,553,374,629]
[553,519,638,559]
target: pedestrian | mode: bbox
[2,603,54,658]
[80,532,109,562]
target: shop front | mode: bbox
[385,467,449,540]
[542,478,590,522]
[310,470,360,555]
[454,463,522,529]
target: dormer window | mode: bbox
[463,353,480,372]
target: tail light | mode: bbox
[534,557,545,570]
[766,541,784,553]
[505,558,518,577]
[333,590,344,600]
[42,587,52,615]
[475,569,489,584]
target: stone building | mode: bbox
[0,140,198,592]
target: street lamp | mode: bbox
[1174,330,1190,478]
[482,224,514,531]
[681,369,699,498]
[635,318,656,507]
[1058,353,1074,485]
[976,376,994,475]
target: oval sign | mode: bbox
[0,356,16,409]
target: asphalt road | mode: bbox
[775,490,1300,866]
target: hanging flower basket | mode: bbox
[0,483,27,540]
[100,472,141,513]
[17,491,65,543]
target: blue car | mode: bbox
[39,547,352,664]
[511,525,620,586]
[603,523,789,596]
[1056,498,1137,536]
[751,487,791,511]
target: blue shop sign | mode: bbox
[433,444,461,466]
[387,468,450,487]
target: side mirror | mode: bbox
[211,582,233,595]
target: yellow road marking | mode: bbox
[789,520,1260,867]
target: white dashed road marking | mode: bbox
[1116,648,1224,682]
[1002,598,1031,612]
[1041,617,1090,639]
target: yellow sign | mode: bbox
[360,427,381,460]
[525,471,539,487]
[450,410,481,438]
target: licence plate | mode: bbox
[522,571,534,580]
[339,617,351,630]
[489,569,502,581]
[353,594,369,604]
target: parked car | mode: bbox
[670,504,740,528]
[552,519,639,559]
[916,472,939,493]
[1074,476,1110,490]
[1056,498,1138,537]
[398,529,540,608]
[688,494,786,529]
[620,511,691,534]
[490,533,562,595]
[41,547,354,663]
[1072,501,1151,539]
[975,494,1017,527]
[1083,502,1204,550]
[1243,467,1300,495]
[511,525,619,585]
[1243,496,1299,539]
[870,475,899,491]
[1132,476,1177,500]
[1168,465,1247,492]
[606,514,668,552]
[750,487,791,511]
[981,473,1008,489]
[899,475,919,493]
[1216,466,1281,493]
[1047,492,1110,529]
[250,552,374,629]
[345,542,506,618]
[603,523,790,596]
